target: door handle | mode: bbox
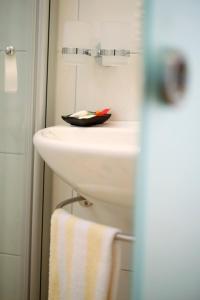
[159,49,187,104]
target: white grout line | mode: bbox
[0,152,24,155]
[0,252,21,257]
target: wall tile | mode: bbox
[57,0,79,49]
[0,53,32,154]
[54,56,77,125]
[52,174,73,211]
[0,0,35,51]
[79,0,137,23]
[0,154,25,255]
[76,55,142,121]
[117,270,133,300]
[0,254,23,300]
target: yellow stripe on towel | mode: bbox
[48,211,60,300]
[65,215,78,299]
[48,209,121,300]
[84,224,105,300]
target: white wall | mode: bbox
[54,0,142,124]
[47,0,142,298]
[49,0,142,207]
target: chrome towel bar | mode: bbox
[61,47,140,57]
[56,196,135,243]
[0,46,26,55]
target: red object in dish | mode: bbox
[95,108,110,116]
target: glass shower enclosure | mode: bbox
[0,1,38,299]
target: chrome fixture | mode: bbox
[0,45,26,55]
[56,195,135,243]
[62,47,92,56]
[61,21,140,66]
[5,46,15,56]
[62,47,139,58]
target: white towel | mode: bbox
[48,208,121,300]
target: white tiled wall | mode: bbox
[50,0,142,203]
[48,0,142,298]
[53,0,142,122]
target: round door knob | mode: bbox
[159,49,187,104]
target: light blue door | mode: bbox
[134,1,200,299]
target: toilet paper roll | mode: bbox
[4,53,18,93]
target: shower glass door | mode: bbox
[134,0,200,299]
[0,1,37,299]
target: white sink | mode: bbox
[33,121,139,206]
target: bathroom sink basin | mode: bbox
[33,122,139,206]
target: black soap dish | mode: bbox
[61,113,111,127]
